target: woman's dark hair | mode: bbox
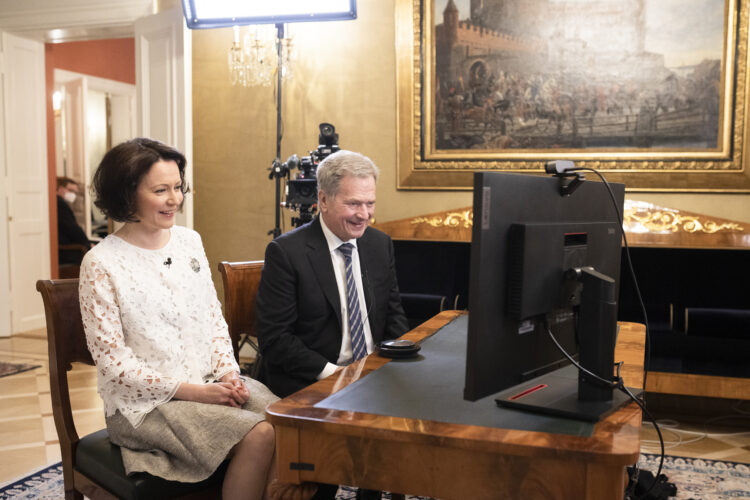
[92,138,190,223]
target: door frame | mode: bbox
[135,7,193,229]
[54,69,136,238]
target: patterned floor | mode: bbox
[0,328,104,484]
[1,328,749,487]
[637,454,750,500]
[639,396,750,464]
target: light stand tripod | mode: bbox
[268,22,287,240]
[247,23,287,375]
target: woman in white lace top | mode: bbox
[79,138,314,500]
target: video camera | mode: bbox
[280,122,340,228]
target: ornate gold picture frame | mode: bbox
[396,0,750,191]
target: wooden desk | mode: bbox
[266,311,646,500]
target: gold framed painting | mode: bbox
[396,0,750,191]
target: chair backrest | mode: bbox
[217,260,264,360]
[59,243,89,255]
[36,279,92,482]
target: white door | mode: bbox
[55,69,136,239]
[61,77,90,235]
[1,32,50,334]
[62,78,87,189]
[110,94,136,146]
[135,7,193,229]
[0,31,10,337]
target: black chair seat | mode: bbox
[75,429,227,500]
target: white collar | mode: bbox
[319,216,358,254]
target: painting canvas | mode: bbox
[395,0,750,191]
[433,0,723,151]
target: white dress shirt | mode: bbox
[317,217,374,379]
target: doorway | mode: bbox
[1,5,191,336]
[54,69,135,241]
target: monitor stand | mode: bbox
[497,268,643,422]
[495,364,642,422]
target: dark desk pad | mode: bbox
[315,315,594,437]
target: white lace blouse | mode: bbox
[79,226,239,428]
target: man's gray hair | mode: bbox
[316,150,379,199]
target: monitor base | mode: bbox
[495,366,642,422]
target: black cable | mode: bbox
[567,167,651,387]
[545,321,664,499]
[551,167,664,499]
[622,385,665,499]
[544,318,616,389]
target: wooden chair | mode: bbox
[36,279,227,500]
[216,262,406,500]
[217,260,264,380]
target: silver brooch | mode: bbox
[190,257,200,273]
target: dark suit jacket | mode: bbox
[256,217,409,397]
[57,195,90,265]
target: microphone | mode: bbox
[361,267,375,322]
[285,154,300,170]
[164,257,172,268]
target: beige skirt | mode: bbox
[106,377,279,483]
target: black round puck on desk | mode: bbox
[377,339,421,358]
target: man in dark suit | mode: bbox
[56,177,92,265]
[256,150,409,399]
[257,150,409,500]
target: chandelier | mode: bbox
[228,25,296,87]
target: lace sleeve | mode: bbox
[192,233,239,380]
[209,296,239,381]
[79,254,179,417]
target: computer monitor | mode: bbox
[464,171,636,421]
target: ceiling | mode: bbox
[0,0,155,42]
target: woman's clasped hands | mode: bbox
[175,373,250,408]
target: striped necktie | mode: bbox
[338,243,367,361]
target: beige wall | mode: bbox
[192,0,750,293]
[193,0,470,293]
